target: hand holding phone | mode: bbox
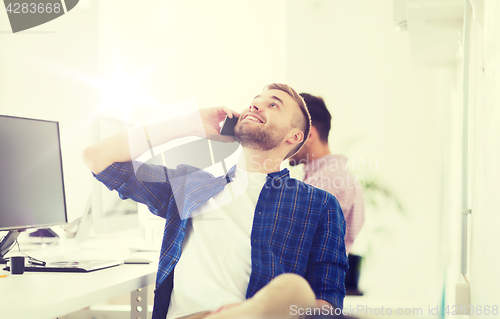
[220,116,239,136]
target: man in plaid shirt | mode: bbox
[83,83,348,319]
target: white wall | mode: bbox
[95,0,288,121]
[286,0,447,309]
[468,1,500,317]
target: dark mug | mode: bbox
[10,256,25,275]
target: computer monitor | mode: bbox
[0,115,68,263]
[91,116,138,234]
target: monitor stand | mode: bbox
[0,230,23,264]
[29,228,59,238]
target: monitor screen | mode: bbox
[0,115,67,231]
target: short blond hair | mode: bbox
[263,83,311,159]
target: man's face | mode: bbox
[235,89,299,152]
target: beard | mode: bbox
[235,121,288,151]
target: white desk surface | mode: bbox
[0,240,158,319]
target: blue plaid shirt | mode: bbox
[95,161,348,318]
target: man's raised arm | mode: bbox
[81,107,239,175]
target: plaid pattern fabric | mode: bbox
[95,161,348,319]
[303,155,365,254]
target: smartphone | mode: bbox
[220,116,239,136]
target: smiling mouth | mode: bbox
[244,115,264,123]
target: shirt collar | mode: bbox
[266,168,290,181]
[227,165,290,182]
[225,164,238,183]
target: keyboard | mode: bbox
[3,260,123,273]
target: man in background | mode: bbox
[290,93,364,254]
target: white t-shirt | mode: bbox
[166,168,267,318]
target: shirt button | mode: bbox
[182,227,186,232]
[171,260,176,265]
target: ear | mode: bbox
[286,128,304,146]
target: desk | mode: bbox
[0,240,158,319]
